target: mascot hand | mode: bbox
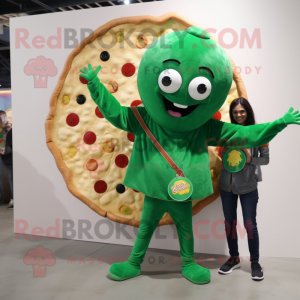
[283,107,300,125]
[79,63,101,82]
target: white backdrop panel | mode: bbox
[11,0,300,258]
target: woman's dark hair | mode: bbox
[229,97,256,126]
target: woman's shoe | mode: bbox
[251,262,264,281]
[218,257,241,274]
[7,199,13,210]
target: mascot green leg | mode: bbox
[109,196,211,284]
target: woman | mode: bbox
[0,112,13,209]
[218,97,268,281]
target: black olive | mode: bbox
[100,51,110,62]
[116,184,126,194]
[76,95,86,105]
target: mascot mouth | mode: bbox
[162,94,199,118]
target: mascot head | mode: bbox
[137,27,233,132]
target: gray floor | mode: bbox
[0,204,299,300]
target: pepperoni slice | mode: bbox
[86,159,98,171]
[115,154,129,168]
[212,111,222,121]
[127,133,135,142]
[79,76,88,84]
[95,106,104,118]
[122,63,135,77]
[94,180,107,194]
[130,100,143,107]
[66,113,79,127]
[83,131,96,145]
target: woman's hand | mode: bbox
[0,148,5,155]
[79,63,101,82]
[283,107,300,125]
[242,149,252,163]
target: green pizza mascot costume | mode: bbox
[80,27,300,284]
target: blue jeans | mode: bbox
[220,188,259,262]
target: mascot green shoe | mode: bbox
[182,259,211,284]
[109,261,141,281]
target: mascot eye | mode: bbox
[43,67,47,70]
[188,77,212,100]
[35,67,38,70]
[158,69,182,93]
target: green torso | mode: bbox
[123,108,213,201]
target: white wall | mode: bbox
[11,0,300,258]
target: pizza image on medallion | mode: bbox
[46,13,300,284]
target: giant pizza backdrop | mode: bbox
[46,13,247,227]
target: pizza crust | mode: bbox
[45,13,247,227]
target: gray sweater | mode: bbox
[219,146,270,194]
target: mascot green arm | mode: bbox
[80,64,139,134]
[207,108,300,148]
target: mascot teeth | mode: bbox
[174,103,188,109]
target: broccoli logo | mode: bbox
[24,56,57,88]
[23,246,56,277]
